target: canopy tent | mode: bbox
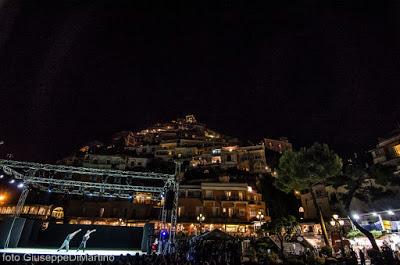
[188,229,240,264]
[194,228,235,241]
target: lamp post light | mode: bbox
[197,213,205,234]
[0,193,6,205]
[299,206,304,220]
[330,215,345,257]
[222,208,227,232]
[387,210,395,216]
[256,211,264,231]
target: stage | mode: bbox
[0,248,143,256]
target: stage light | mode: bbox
[17,183,24,189]
[9,179,15,184]
[387,210,395,216]
[372,212,378,216]
[160,229,168,240]
[0,174,4,179]
[352,213,360,220]
[48,188,52,193]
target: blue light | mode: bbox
[17,183,24,189]
[48,189,52,193]
[160,230,168,239]
[0,174,4,179]
[9,179,15,184]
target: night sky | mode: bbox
[1,1,400,162]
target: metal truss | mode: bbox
[169,162,181,244]
[0,160,174,197]
[158,162,181,254]
[0,160,173,180]
[0,159,179,250]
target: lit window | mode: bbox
[228,208,234,217]
[394,144,400,157]
[250,209,257,217]
[178,207,184,217]
[238,208,246,217]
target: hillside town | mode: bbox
[1,115,400,264]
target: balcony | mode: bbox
[248,200,264,206]
[221,196,243,201]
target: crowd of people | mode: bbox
[3,252,239,265]
[4,235,400,264]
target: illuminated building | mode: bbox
[299,184,332,220]
[177,182,269,235]
[370,129,400,175]
[264,137,292,153]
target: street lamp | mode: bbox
[352,213,360,220]
[387,210,395,216]
[0,193,6,205]
[298,207,304,220]
[256,211,264,230]
[197,213,205,234]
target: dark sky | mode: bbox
[1,1,400,162]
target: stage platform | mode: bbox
[0,248,143,256]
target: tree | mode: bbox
[329,163,399,252]
[277,143,343,247]
[261,215,298,258]
[258,174,299,218]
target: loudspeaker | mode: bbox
[0,217,26,248]
[164,190,175,210]
[141,223,154,253]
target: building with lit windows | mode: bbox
[190,145,268,173]
[370,129,400,175]
[299,184,333,220]
[264,137,292,153]
[0,182,268,236]
[0,204,64,223]
[177,182,269,235]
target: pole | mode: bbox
[337,225,345,257]
[378,214,385,232]
[224,213,227,232]
[5,186,29,248]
